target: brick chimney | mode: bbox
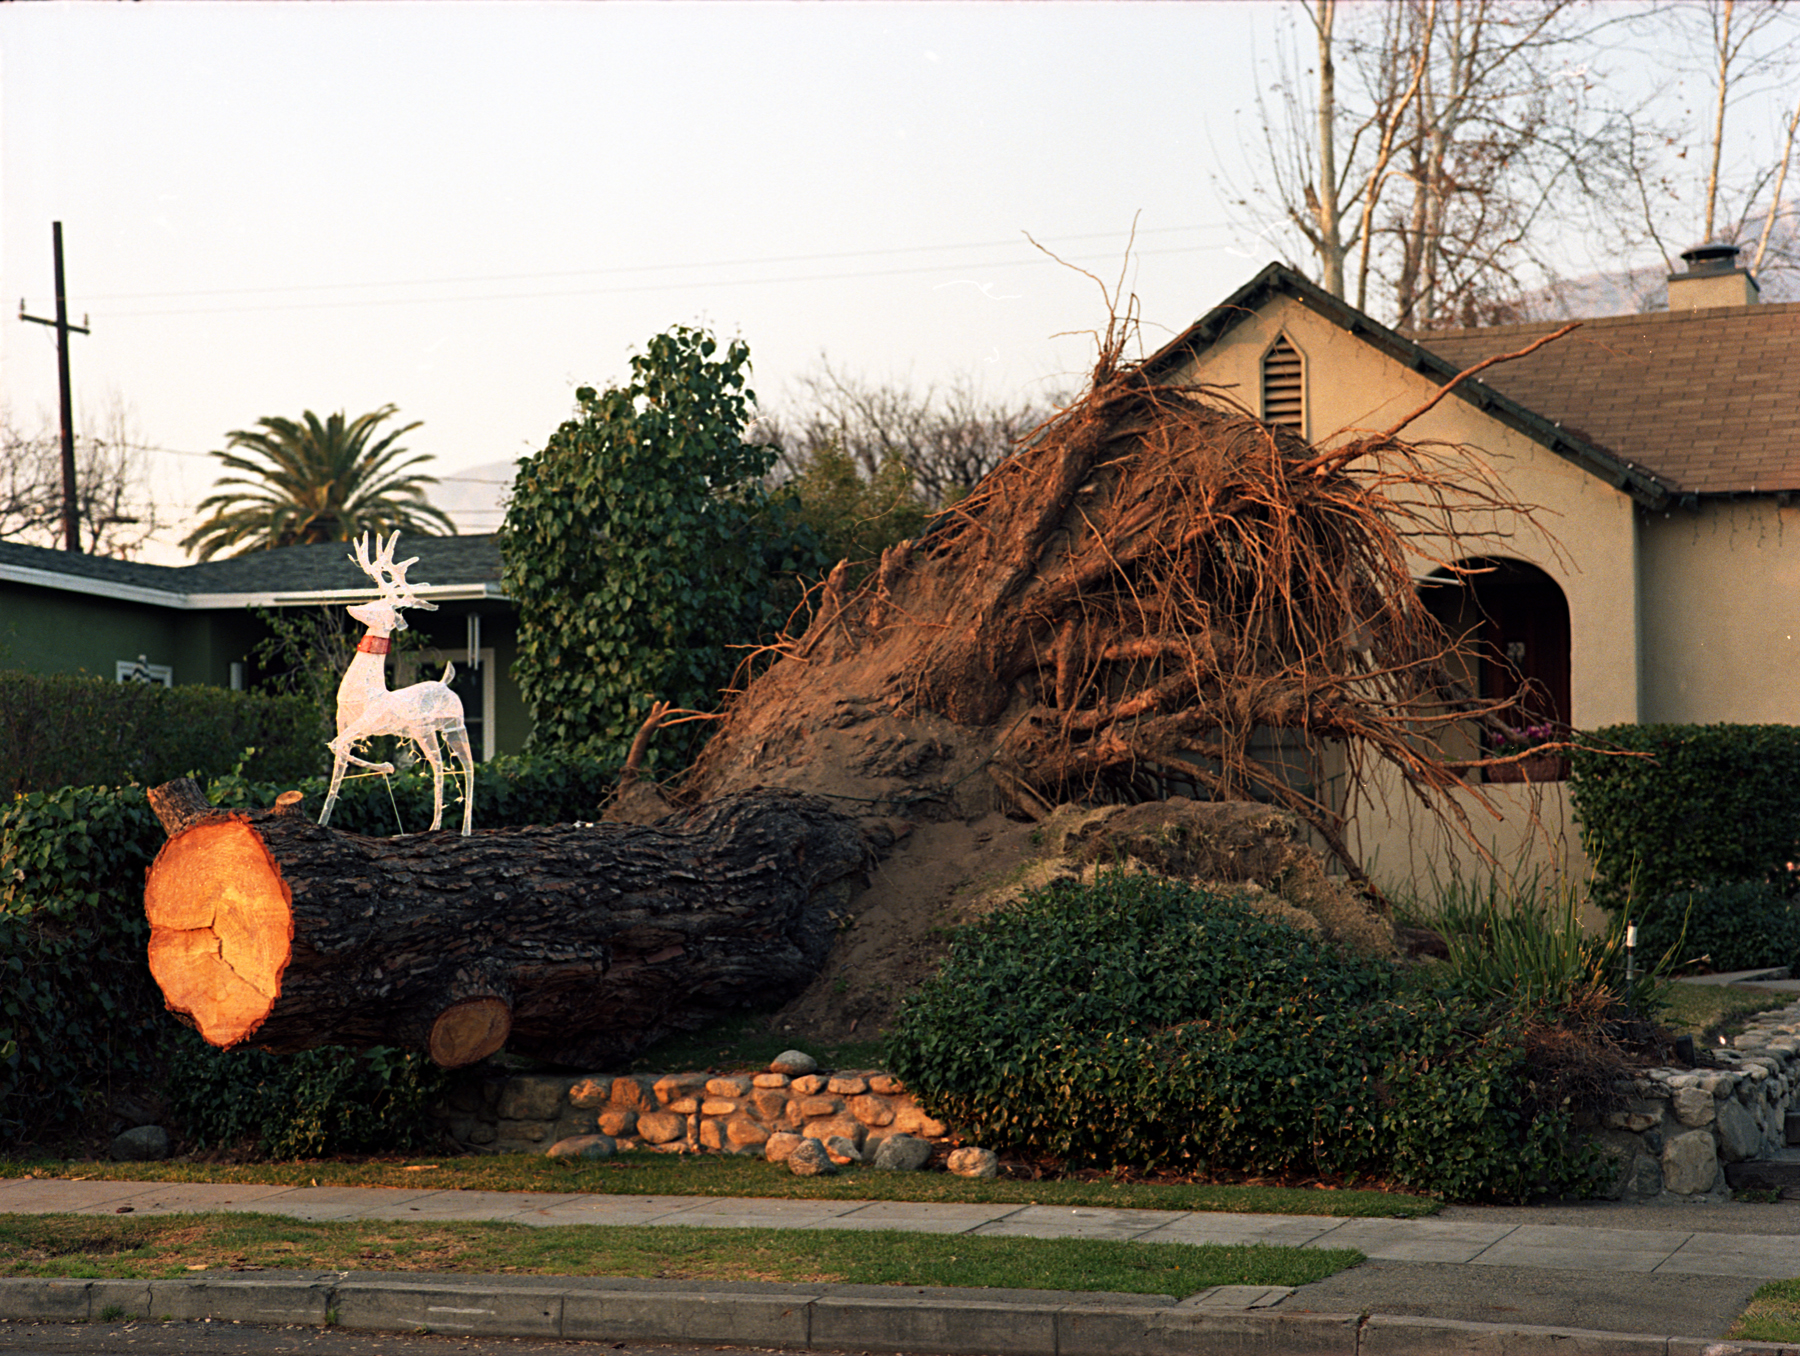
[1667,241,1760,310]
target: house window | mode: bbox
[115,656,173,687]
[395,648,497,762]
[1420,558,1572,782]
[1262,334,1305,432]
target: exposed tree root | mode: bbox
[681,323,1558,884]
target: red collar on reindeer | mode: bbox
[357,635,393,656]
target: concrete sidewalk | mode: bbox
[4,1176,1800,1353]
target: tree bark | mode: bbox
[143,778,866,1068]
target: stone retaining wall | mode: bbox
[434,1065,948,1159]
[1596,998,1800,1200]
[436,1000,1800,1201]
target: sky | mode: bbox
[2,1,1287,561]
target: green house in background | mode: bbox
[0,534,530,759]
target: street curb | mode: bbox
[3,1274,1798,1355]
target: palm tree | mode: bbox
[180,405,456,560]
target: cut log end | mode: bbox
[143,816,294,1049]
[428,998,513,1068]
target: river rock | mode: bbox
[1672,1086,1715,1127]
[1716,1097,1762,1163]
[824,1135,863,1165]
[1660,1130,1719,1195]
[636,1111,686,1145]
[110,1125,169,1162]
[764,1132,804,1163]
[946,1146,999,1179]
[788,1137,835,1176]
[873,1134,932,1172]
[598,1108,637,1137]
[547,1133,616,1160]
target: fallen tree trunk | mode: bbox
[142,778,866,1068]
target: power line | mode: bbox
[92,241,1234,320]
[79,222,1235,305]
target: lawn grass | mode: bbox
[1731,1276,1800,1342]
[0,1151,1438,1218]
[1659,984,1793,1044]
[0,1211,1361,1298]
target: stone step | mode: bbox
[1723,1157,1800,1190]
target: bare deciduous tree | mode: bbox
[0,392,159,557]
[1621,0,1800,299]
[761,359,1051,508]
[1241,1,1650,327]
[1251,0,1433,310]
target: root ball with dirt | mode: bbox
[631,327,1560,1042]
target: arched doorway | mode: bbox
[1420,558,1572,777]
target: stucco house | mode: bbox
[1151,245,1800,886]
[0,534,530,759]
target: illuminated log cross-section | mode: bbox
[142,778,865,1068]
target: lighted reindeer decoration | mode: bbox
[319,531,476,835]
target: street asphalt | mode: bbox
[5,1176,1800,1353]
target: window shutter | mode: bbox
[1262,336,1304,431]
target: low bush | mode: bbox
[884,872,1605,1201]
[166,1035,447,1159]
[1571,724,1800,914]
[0,671,321,798]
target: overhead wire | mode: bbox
[80,232,1235,320]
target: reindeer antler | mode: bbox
[351,531,437,612]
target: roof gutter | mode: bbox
[0,563,510,610]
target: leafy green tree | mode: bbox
[181,406,453,561]
[781,437,930,585]
[501,327,830,765]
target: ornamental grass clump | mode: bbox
[885,871,1605,1201]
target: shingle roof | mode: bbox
[1411,303,1800,496]
[1145,263,1674,509]
[0,534,505,607]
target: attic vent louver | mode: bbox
[1262,335,1304,432]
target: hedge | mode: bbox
[1632,879,1800,975]
[0,751,623,1147]
[0,784,166,1140]
[0,671,322,798]
[1569,723,1800,916]
[883,872,1604,1201]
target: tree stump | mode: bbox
[142,778,866,1068]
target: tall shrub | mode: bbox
[501,326,831,767]
[1570,724,1800,914]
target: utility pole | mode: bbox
[20,221,90,552]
